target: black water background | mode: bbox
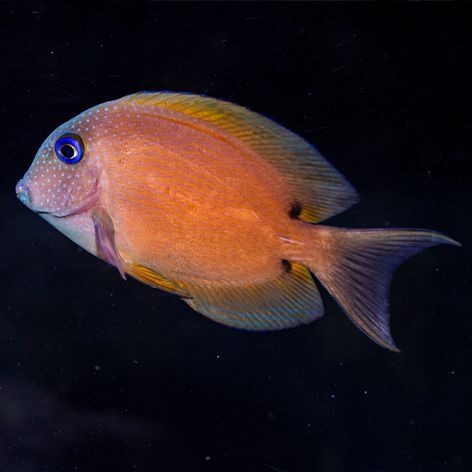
[0,3,471,471]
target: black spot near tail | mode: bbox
[288,200,302,219]
[281,259,292,273]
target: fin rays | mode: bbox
[302,227,459,351]
[122,91,359,222]
[182,262,323,331]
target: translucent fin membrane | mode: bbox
[304,228,460,351]
[122,91,359,223]
[183,262,323,330]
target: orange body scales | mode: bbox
[103,106,293,284]
[17,92,458,351]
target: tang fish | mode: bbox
[16,92,459,351]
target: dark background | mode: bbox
[0,2,470,471]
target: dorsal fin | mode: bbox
[121,91,359,223]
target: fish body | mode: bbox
[16,92,458,350]
[99,104,294,284]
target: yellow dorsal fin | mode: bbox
[120,91,359,223]
[126,263,192,298]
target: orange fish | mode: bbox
[16,92,459,351]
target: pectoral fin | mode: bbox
[126,263,192,298]
[92,208,126,279]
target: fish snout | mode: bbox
[15,179,31,205]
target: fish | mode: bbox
[15,92,459,351]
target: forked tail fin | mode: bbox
[296,226,460,351]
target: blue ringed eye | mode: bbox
[54,133,84,164]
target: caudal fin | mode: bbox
[297,226,460,351]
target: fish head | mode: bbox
[14,103,123,254]
[15,118,102,218]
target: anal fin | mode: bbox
[182,262,323,330]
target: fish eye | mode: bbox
[54,133,84,164]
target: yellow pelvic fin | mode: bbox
[121,91,359,223]
[126,263,192,298]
